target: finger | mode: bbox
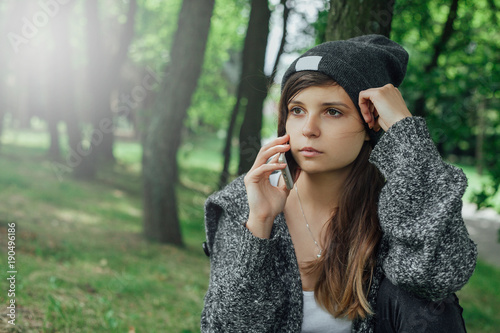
[266,152,281,164]
[368,103,377,129]
[261,133,290,150]
[358,90,376,125]
[372,107,382,131]
[254,143,290,168]
[247,162,287,182]
[253,134,290,166]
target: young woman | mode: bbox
[201,35,477,332]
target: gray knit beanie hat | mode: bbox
[281,34,409,146]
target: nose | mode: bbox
[302,114,320,138]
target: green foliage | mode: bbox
[188,0,249,133]
[129,0,182,66]
[392,0,500,208]
[127,0,250,135]
[471,181,497,210]
[458,163,500,212]
[313,8,329,44]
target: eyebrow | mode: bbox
[288,100,351,109]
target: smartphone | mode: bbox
[278,153,294,190]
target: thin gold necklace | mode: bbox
[294,183,322,258]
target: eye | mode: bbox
[326,108,342,117]
[289,106,304,115]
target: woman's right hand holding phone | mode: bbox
[244,134,292,239]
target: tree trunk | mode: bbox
[142,0,215,244]
[46,1,80,162]
[237,0,272,175]
[73,0,106,178]
[219,88,243,189]
[326,0,394,40]
[269,0,290,84]
[85,0,113,164]
[46,73,62,160]
[57,2,81,163]
[97,0,137,163]
[47,119,61,159]
[75,0,137,178]
[220,0,287,187]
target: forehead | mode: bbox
[289,85,354,109]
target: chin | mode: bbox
[297,160,355,176]
[295,163,326,175]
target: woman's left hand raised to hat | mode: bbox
[358,83,412,132]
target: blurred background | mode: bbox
[0,0,498,331]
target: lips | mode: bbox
[299,147,322,157]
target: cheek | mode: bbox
[285,122,300,157]
[342,129,366,146]
[337,132,366,160]
[324,124,365,143]
[285,120,296,138]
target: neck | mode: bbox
[295,167,351,216]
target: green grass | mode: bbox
[458,261,500,332]
[0,128,219,332]
[0,127,499,332]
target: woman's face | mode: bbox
[285,84,368,175]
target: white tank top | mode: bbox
[302,291,352,333]
[269,173,352,332]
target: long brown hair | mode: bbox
[278,71,385,320]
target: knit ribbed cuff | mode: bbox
[236,223,280,274]
[369,117,438,177]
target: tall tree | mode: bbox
[74,0,137,178]
[45,1,80,160]
[142,0,215,244]
[326,0,394,40]
[220,0,289,187]
[52,1,81,161]
[237,0,272,175]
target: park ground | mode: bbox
[0,127,499,332]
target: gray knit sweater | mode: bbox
[201,117,477,332]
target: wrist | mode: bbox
[245,213,275,239]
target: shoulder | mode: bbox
[204,174,249,253]
[205,174,248,217]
